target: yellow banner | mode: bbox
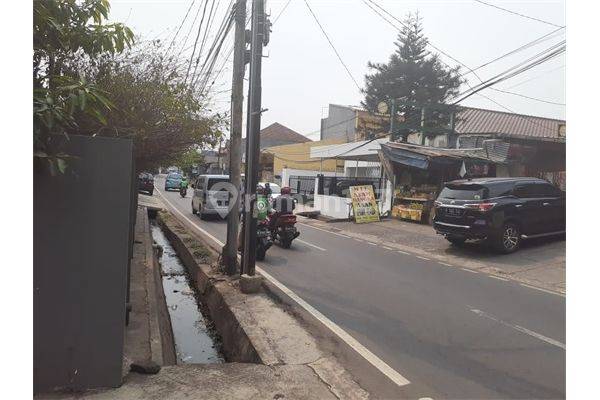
[350,185,380,224]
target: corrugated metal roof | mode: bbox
[384,142,492,162]
[455,107,565,141]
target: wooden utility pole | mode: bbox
[241,0,267,276]
[223,0,247,275]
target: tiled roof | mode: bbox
[243,123,311,152]
[259,122,312,148]
[455,107,565,141]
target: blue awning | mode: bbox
[380,144,430,169]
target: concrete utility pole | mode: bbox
[241,0,267,276]
[223,0,247,275]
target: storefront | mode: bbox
[379,142,498,224]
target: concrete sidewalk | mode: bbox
[300,216,565,294]
[39,363,342,400]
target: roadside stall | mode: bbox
[379,142,498,224]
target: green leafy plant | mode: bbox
[34,0,134,172]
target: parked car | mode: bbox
[164,172,183,191]
[191,174,231,219]
[433,177,565,254]
[138,172,154,195]
[258,182,281,200]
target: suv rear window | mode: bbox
[207,178,229,190]
[439,184,487,200]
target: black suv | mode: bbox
[433,177,565,253]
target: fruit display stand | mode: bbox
[391,187,436,223]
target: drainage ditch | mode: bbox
[150,221,224,364]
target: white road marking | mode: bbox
[156,187,411,387]
[382,246,394,251]
[520,283,565,297]
[396,250,410,255]
[470,308,565,350]
[296,239,326,251]
[438,262,453,267]
[415,256,430,261]
[461,268,478,274]
[489,275,509,281]
[297,222,352,239]
[367,241,378,246]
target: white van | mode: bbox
[191,174,231,219]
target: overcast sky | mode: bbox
[109,0,566,140]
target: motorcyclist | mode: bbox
[179,175,189,196]
[180,175,189,190]
[238,186,271,251]
[270,186,295,228]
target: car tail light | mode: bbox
[464,202,496,212]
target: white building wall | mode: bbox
[313,194,353,219]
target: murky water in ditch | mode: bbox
[150,222,224,364]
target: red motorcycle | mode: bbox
[268,212,300,249]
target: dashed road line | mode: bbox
[297,222,353,239]
[367,241,378,246]
[461,268,478,274]
[470,308,565,350]
[489,275,509,281]
[438,262,453,267]
[520,282,564,297]
[396,250,410,255]
[415,256,430,261]
[382,246,394,251]
[296,239,326,251]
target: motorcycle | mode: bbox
[256,219,273,260]
[179,185,187,198]
[268,212,300,249]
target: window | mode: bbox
[513,183,537,198]
[535,183,561,197]
[439,184,487,200]
[207,177,229,190]
[487,182,515,198]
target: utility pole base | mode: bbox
[240,274,263,294]
[221,245,239,275]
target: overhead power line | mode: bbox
[473,0,564,28]
[273,0,293,25]
[466,26,565,75]
[184,0,211,83]
[502,64,565,90]
[452,41,566,103]
[303,0,361,91]
[364,0,565,111]
[166,0,197,54]
[487,87,565,106]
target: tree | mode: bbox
[66,41,226,171]
[361,13,463,137]
[33,1,225,173]
[34,0,134,172]
[176,148,204,176]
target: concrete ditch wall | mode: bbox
[155,211,369,399]
[157,213,261,363]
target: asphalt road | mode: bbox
[154,177,565,399]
